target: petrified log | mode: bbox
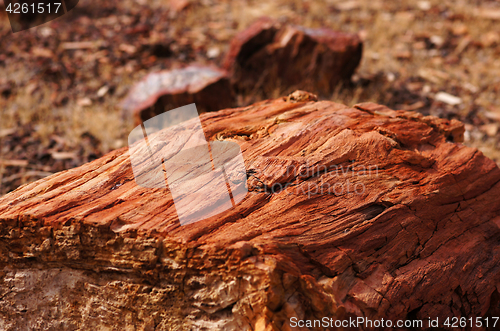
[1,91,500,330]
[122,65,233,125]
[224,18,363,97]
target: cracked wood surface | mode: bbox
[1,94,500,330]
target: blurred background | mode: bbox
[1,0,500,196]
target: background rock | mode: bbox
[122,65,233,125]
[224,18,363,98]
[1,94,500,330]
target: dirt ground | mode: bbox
[1,0,500,196]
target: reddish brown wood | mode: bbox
[1,92,500,330]
[224,18,363,96]
[122,65,233,125]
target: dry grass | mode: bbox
[1,0,500,195]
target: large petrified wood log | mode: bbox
[1,92,500,330]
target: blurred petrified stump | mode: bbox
[122,65,233,125]
[224,18,363,98]
[1,92,500,330]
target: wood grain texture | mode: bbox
[1,94,500,330]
